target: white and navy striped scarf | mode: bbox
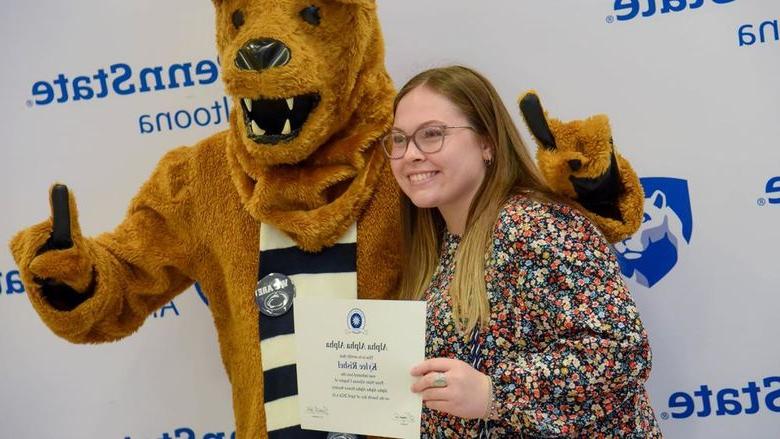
[258,222,365,439]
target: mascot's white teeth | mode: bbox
[251,120,265,136]
[240,93,320,145]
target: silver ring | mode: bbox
[432,372,447,388]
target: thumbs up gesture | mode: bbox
[10,184,95,310]
[519,92,644,243]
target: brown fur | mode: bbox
[11,1,399,437]
[217,0,394,251]
[520,92,644,242]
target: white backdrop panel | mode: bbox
[1,1,778,438]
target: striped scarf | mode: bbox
[258,222,365,439]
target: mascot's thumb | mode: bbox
[36,183,84,253]
[9,184,93,295]
[519,90,556,151]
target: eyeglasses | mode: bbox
[380,125,476,159]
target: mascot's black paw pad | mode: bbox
[34,273,96,312]
[569,153,624,221]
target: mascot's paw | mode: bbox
[9,185,95,310]
[519,92,644,243]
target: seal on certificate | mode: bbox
[255,273,296,317]
[347,308,366,334]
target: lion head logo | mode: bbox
[613,178,693,288]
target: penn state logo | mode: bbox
[614,177,693,288]
[255,273,296,317]
[347,308,366,334]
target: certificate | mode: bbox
[294,298,426,439]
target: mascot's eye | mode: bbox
[300,5,321,26]
[232,10,245,29]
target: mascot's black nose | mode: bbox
[235,39,291,71]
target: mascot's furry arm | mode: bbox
[520,92,644,243]
[9,148,197,343]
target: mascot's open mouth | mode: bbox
[241,93,320,144]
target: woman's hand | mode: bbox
[410,357,492,419]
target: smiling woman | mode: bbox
[389,65,662,438]
[388,90,491,236]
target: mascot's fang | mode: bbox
[241,94,320,144]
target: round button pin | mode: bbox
[255,273,295,317]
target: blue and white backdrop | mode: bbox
[1,1,778,438]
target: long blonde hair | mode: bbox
[395,65,565,335]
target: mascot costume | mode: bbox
[10,1,642,437]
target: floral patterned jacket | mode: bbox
[421,194,662,438]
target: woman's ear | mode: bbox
[481,141,494,163]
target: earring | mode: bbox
[484,157,493,167]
